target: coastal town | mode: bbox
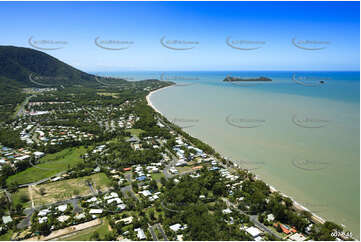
[0,81,352,241]
[0,1,360,240]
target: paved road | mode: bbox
[18,171,66,188]
[148,224,158,241]
[69,198,82,214]
[163,148,179,179]
[0,189,12,203]
[87,181,98,195]
[155,223,168,241]
[160,200,180,213]
[30,124,40,144]
[17,207,35,230]
[124,173,132,183]
[222,198,282,240]
[121,174,140,201]
[16,95,34,117]
[17,197,82,230]
[120,185,139,201]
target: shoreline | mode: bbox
[266,180,326,224]
[146,85,173,115]
[146,86,329,227]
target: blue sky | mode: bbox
[1,1,359,71]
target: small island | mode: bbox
[223,75,272,82]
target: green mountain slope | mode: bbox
[0,45,99,87]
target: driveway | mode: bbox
[222,198,282,240]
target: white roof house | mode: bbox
[33,151,45,158]
[135,228,146,240]
[38,209,51,217]
[267,214,275,222]
[120,216,133,225]
[289,233,306,241]
[104,192,119,200]
[245,226,262,238]
[117,204,126,210]
[107,198,123,204]
[75,213,86,220]
[305,224,313,234]
[2,216,12,224]
[139,190,152,197]
[149,194,159,202]
[169,168,178,174]
[89,209,103,214]
[169,224,187,232]
[57,204,68,212]
[175,160,187,167]
[87,197,98,203]
[254,236,264,241]
[15,155,30,161]
[38,217,48,224]
[222,208,232,214]
[57,215,70,222]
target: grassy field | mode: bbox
[6,146,87,186]
[12,187,31,207]
[151,173,165,181]
[97,92,119,98]
[32,173,111,206]
[12,173,111,207]
[176,166,193,173]
[126,128,145,137]
[63,218,111,241]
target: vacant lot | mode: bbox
[97,92,119,98]
[6,146,87,185]
[151,173,165,181]
[177,166,193,173]
[126,128,145,137]
[12,173,111,207]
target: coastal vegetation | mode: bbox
[0,46,353,241]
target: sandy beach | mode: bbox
[147,86,328,227]
[146,85,173,115]
[256,177,326,224]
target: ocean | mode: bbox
[96,70,360,237]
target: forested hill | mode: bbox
[0,45,102,87]
[0,45,174,123]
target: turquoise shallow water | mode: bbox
[98,71,360,237]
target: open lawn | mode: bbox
[12,188,31,207]
[97,92,119,98]
[176,166,193,173]
[12,173,111,207]
[6,146,87,185]
[63,218,111,241]
[151,173,165,181]
[126,128,145,137]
